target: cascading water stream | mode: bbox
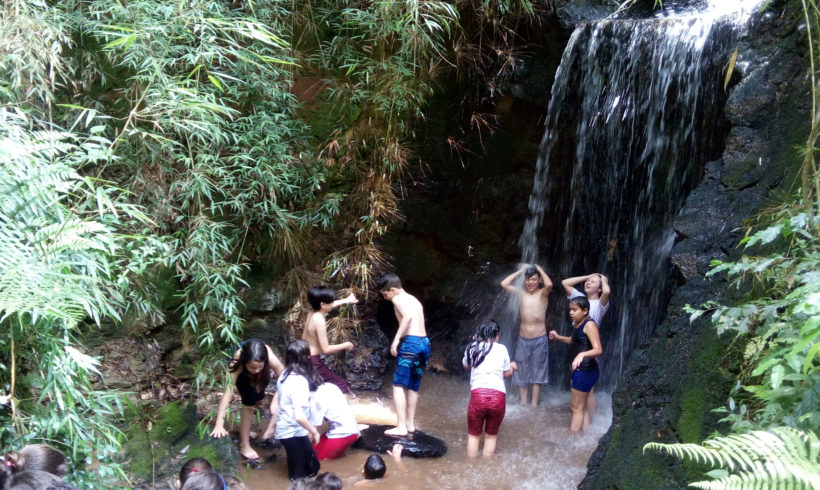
[516,0,763,389]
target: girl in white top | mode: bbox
[275,340,323,481]
[308,382,361,460]
[462,320,517,458]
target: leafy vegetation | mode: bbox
[1,0,541,485]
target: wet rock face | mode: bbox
[353,425,448,458]
[582,0,809,487]
[346,319,391,392]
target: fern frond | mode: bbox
[645,427,820,489]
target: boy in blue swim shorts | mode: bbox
[376,273,429,437]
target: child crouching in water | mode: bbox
[462,320,516,458]
[549,297,602,432]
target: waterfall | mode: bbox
[519,0,762,389]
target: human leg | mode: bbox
[280,436,320,481]
[519,386,529,405]
[313,434,358,460]
[531,384,541,407]
[587,388,597,420]
[482,435,498,458]
[570,388,589,432]
[406,389,419,432]
[385,386,408,436]
[467,434,481,459]
[239,406,259,459]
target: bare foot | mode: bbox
[249,430,258,439]
[384,426,408,437]
[406,424,416,433]
[240,447,260,460]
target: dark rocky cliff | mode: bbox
[581,0,809,486]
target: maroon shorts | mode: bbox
[467,388,506,436]
[311,355,351,394]
[312,433,358,460]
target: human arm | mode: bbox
[332,292,358,308]
[561,274,592,296]
[548,330,571,344]
[599,274,611,307]
[210,356,242,438]
[387,443,406,473]
[535,264,553,297]
[266,345,285,376]
[500,266,525,293]
[504,361,518,378]
[261,391,280,440]
[293,404,321,444]
[571,322,602,370]
[315,317,354,355]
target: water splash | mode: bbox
[519,2,762,389]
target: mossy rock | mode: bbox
[121,401,238,487]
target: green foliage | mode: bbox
[686,207,820,431]
[0,108,163,487]
[645,427,820,489]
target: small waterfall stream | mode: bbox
[516,0,762,389]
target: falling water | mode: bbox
[518,0,763,389]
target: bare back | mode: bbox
[519,291,548,338]
[302,312,325,356]
[393,291,426,338]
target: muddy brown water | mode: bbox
[238,373,611,489]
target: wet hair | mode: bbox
[229,339,271,392]
[375,273,402,292]
[0,466,77,490]
[223,474,246,490]
[307,286,336,311]
[569,296,591,313]
[363,454,386,480]
[1,444,68,480]
[181,470,227,490]
[464,320,500,368]
[287,479,321,490]
[281,340,323,391]
[314,472,343,490]
[179,458,214,487]
[524,265,544,288]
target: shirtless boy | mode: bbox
[561,273,610,416]
[377,273,430,437]
[302,286,358,394]
[500,264,553,406]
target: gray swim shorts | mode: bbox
[512,334,549,387]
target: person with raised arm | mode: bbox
[500,264,553,406]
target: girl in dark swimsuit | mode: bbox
[548,297,603,432]
[210,339,284,460]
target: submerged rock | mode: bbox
[353,425,447,458]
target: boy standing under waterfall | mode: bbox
[377,273,430,437]
[500,264,553,406]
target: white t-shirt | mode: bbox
[309,383,359,439]
[275,371,310,439]
[462,342,510,393]
[569,288,610,324]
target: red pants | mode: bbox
[467,388,506,436]
[312,433,359,460]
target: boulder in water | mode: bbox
[353,425,447,458]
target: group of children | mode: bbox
[210,273,425,483]
[209,266,608,480]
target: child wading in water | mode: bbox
[276,340,323,481]
[462,320,517,458]
[549,297,602,432]
[211,339,284,460]
[377,273,430,437]
[302,286,358,394]
[500,264,553,406]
